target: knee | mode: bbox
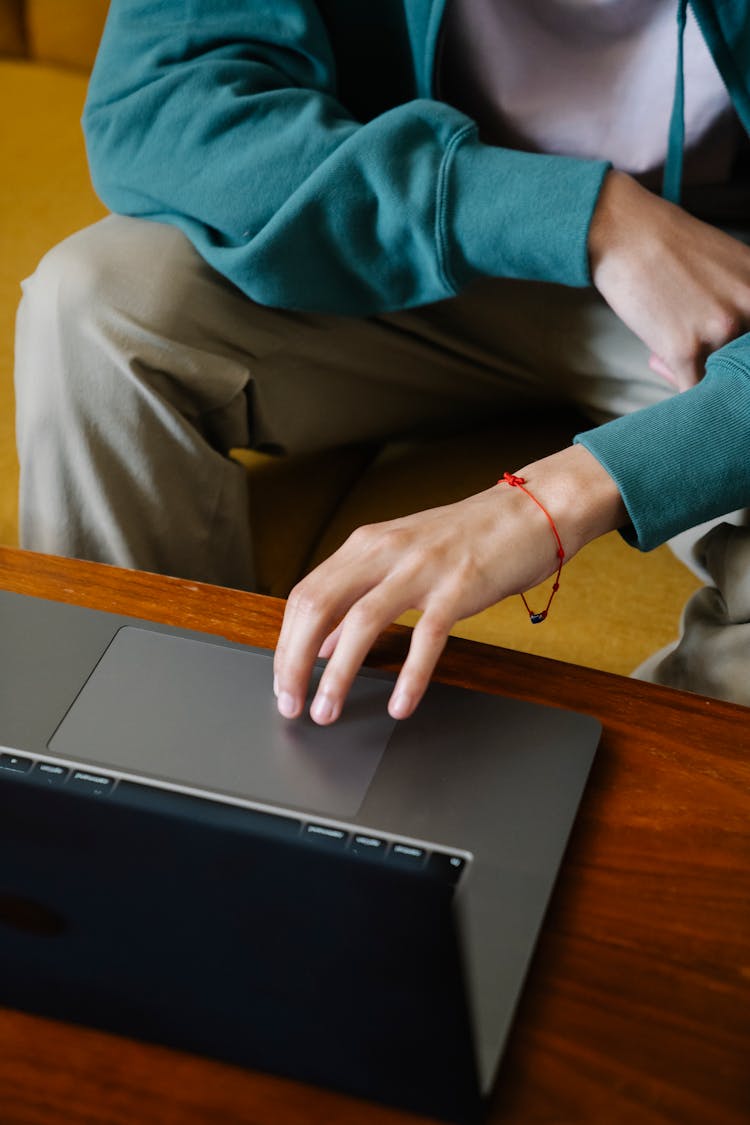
[15,223,122,423]
[16,217,196,404]
[19,216,162,342]
[16,218,175,439]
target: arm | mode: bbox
[82,0,609,314]
[274,171,750,723]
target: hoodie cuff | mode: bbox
[443,131,611,290]
[574,340,750,551]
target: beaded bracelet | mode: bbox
[499,472,565,623]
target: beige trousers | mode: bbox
[13,215,749,700]
[634,522,750,706]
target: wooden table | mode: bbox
[1,546,748,1125]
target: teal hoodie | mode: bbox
[83,0,750,550]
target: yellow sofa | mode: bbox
[0,0,701,674]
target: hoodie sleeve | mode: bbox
[574,333,750,550]
[82,0,610,315]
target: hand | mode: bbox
[589,171,750,390]
[273,445,627,724]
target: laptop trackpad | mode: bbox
[48,626,396,818]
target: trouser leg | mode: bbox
[633,522,750,705]
[15,217,257,587]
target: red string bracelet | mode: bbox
[499,472,565,624]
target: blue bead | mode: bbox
[530,612,545,624]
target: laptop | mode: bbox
[0,589,600,1123]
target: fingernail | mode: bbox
[389,688,411,719]
[311,693,335,724]
[273,675,279,697]
[277,691,298,719]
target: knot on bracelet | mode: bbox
[502,472,527,488]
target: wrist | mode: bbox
[513,444,628,558]
[588,169,654,287]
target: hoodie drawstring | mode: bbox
[662,0,689,203]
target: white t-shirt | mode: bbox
[439,0,741,188]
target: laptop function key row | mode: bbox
[1,750,113,795]
[0,750,468,884]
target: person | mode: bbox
[14,0,750,724]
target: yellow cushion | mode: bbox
[310,423,701,676]
[0,0,25,57]
[25,0,108,70]
[0,61,107,546]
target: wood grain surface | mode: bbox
[1,547,748,1125]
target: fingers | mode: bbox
[274,594,333,720]
[648,353,679,388]
[282,567,459,727]
[387,610,451,719]
[274,551,379,719]
[649,351,703,392]
[649,315,747,392]
[318,622,343,659]
[273,515,465,725]
[651,316,741,391]
[305,585,455,726]
[307,579,415,724]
